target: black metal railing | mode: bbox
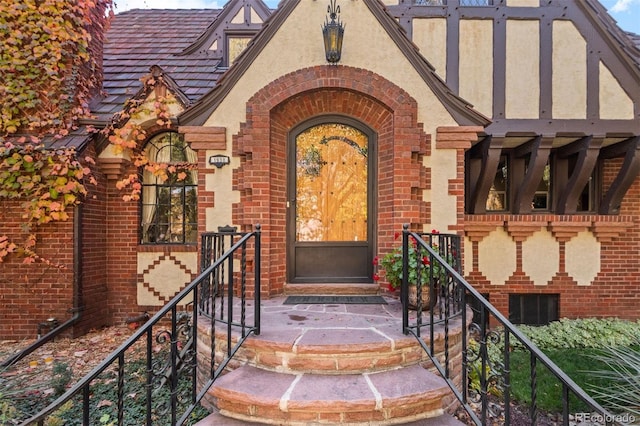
[399,225,616,425]
[20,225,261,426]
[413,0,494,6]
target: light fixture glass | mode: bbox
[322,0,345,63]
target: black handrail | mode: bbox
[399,225,616,425]
[20,225,261,426]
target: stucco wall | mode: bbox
[204,0,457,138]
[413,18,447,80]
[553,20,587,119]
[459,19,493,117]
[505,20,540,119]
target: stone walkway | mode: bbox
[195,295,468,425]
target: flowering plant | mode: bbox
[374,231,446,290]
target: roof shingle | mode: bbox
[92,9,222,122]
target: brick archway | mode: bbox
[233,66,430,295]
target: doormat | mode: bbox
[283,295,387,305]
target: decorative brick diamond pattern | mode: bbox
[137,252,197,306]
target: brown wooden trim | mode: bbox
[467,136,503,214]
[178,0,271,58]
[387,0,640,134]
[493,14,506,120]
[539,15,553,120]
[586,46,600,120]
[181,0,490,128]
[599,136,640,214]
[512,136,553,214]
[445,7,459,94]
[487,119,639,137]
[555,136,603,214]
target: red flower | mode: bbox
[373,273,380,281]
[431,229,439,234]
[422,256,430,265]
[373,256,379,266]
[394,232,400,240]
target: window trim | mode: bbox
[140,132,198,245]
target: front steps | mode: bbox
[283,283,381,295]
[209,364,451,425]
[195,296,467,425]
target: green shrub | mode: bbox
[469,318,640,414]
[515,318,640,350]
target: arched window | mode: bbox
[141,132,197,244]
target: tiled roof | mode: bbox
[628,32,640,52]
[583,0,640,69]
[92,9,223,122]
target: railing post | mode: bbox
[227,242,234,357]
[254,224,261,336]
[402,224,409,334]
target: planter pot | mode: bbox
[408,285,432,311]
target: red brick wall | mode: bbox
[0,202,75,340]
[0,142,116,339]
[232,66,430,295]
[75,143,110,336]
[104,162,141,324]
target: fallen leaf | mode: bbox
[97,399,113,408]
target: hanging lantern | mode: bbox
[322,0,345,64]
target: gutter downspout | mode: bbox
[1,204,84,368]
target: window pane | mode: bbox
[295,123,368,242]
[486,155,508,211]
[569,156,595,212]
[141,132,197,244]
[228,37,252,64]
[509,294,559,326]
[532,163,550,210]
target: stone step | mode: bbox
[206,363,453,425]
[198,313,464,375]
[196,409,468,425]
[195,296,469,425]
[283,283,381,295]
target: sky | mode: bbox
[113,0,640,35]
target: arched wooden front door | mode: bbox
[287,117,376,283]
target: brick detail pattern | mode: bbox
[137,253,197,305]
[464,214,640,320]
[232,66,431,295]
[97,157,131,181]
[436,126,483,236]
[178,126,226,150]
